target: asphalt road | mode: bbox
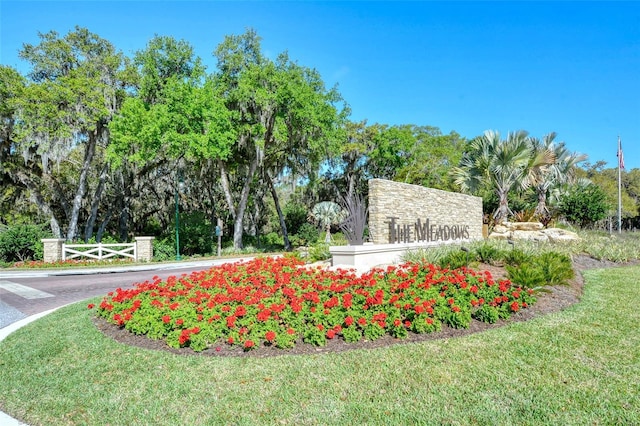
[0,258,254,329]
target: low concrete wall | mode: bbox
[330,239,471,272]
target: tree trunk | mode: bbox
[219,160,237,221]
[32,192,62,238]
[66,129,98,241]
[494,189,510,224]
[83,162,109,242]
[14,170,62,237]
[118,169,131,242]
[218,158,259,249]
[534,189,549,217]
[267,172,291,251]
[97,209,113,242]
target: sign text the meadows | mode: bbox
[386,216,470,244]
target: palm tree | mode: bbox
[310,201,345,243]
[528,133,587,218]
[452,130,534,223]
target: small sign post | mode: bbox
[215,220,222,257]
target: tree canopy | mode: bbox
[1,26,637,259]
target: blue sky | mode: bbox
[2,1,639,170]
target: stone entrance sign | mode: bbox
[330,179,483,271]
[368,179,483,244]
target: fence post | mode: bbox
[41,238,65,263]
[135,237,155,262]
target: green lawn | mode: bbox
[1,266,639,425]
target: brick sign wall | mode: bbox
[368,179,483,245]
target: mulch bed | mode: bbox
[92,255,632,358]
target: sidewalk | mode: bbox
[0,257,254,279]
[0,256,257,426]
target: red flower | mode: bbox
[326,330,336,339]
[342,294,353,309]
[244,340,255,349]
[286,328,296,335]
[162,315,171,323]
[227,336,234,344]
[452,306,460,313]
[345,316,354,327]
[226,316,236,328]
[265,331,276,342]
[317,324,324,331]
[257,309,271,322]
[176,318,184,326]
[510,301,520,312]
[358,317,367,326]
[87,303,95,310]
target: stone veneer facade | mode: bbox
[41,238,65,263]
[134,236,154,262]
[368,179,483,245]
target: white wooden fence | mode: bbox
[42,237,154,263]
[62,242,136,261]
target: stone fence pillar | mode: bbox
[135,236,154,262]
[41,238,65,263]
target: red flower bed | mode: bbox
[93,256,535,352]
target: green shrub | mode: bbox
[308,242,330,262]
[438,250,469,269]
[284,203,308,236]
[152,238,176,262]
[86,234,119,244]
[297,223,319,246]
[474,242,501,264]
[286,234,301,248]
[443,309,472,329]
[502,248,532,266]
[473,305,499,324]
[558,183,610,228]
[329,232,348,246]
[220,245,260,256]
[533,252,574,286]
[402,245,458,266]
[0,224,50,262]
[263,232,284,248]
[505,263,546,289]
[180,212,214,255]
